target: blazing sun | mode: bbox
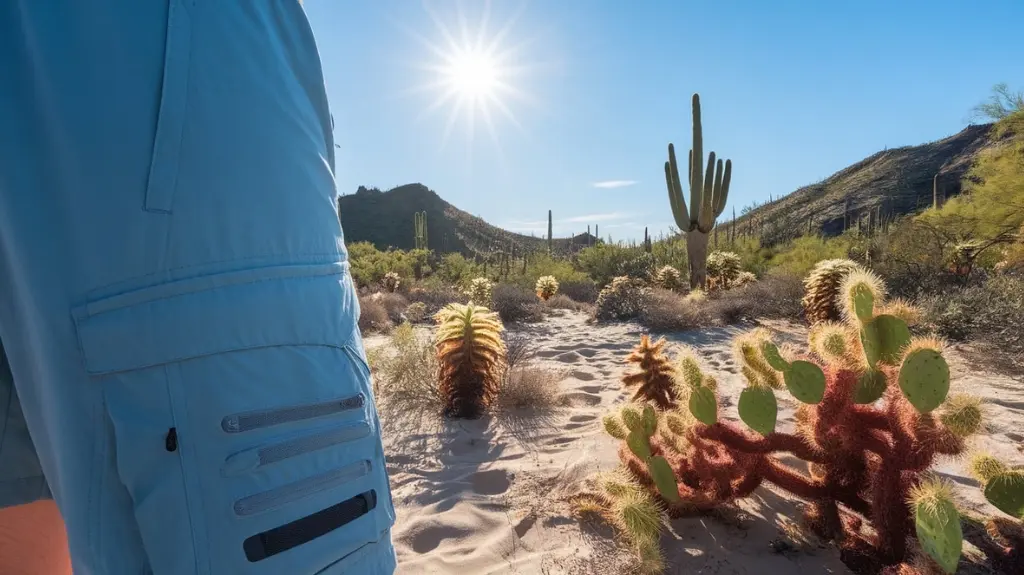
[409,1,535,148]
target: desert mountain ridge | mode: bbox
[338,122,1001,252]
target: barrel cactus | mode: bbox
[536,275,559,301]
[654,265,684,291]
[705,251,741,290]
[435,303,507,419]
[801,259,863,324]
[382,271,401,293]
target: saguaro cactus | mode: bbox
[414,211,428,249]
[548,210,553,254]
[665,94,732,289]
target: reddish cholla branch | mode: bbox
[615,362,969,570]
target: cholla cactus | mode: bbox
[595,269,983,573]
[404,301,428,323]
[381,271,401,293]
[535,275,559,301]
[801,259,863,324]
[734,270,757,287]
[654,265,684,291]
[705,251,741,289]
[595,276,648,321]
[465,277,494,306]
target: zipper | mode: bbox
[233,460,371,516]
[222,393,364,433]
[222,422,371,476]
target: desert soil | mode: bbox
[365,311,1024,575]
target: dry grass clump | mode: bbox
[370,323,561,429]
[544,293,595,314]
[638,288,711,332]
[358,295,393,334]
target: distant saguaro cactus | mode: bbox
[414,211,428,249]
[665,94,732,289]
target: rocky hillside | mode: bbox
[337,183,595,256]
[731,123,999,244]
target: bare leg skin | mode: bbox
[0,501,71,575]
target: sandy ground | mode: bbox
[365,311,1024,575]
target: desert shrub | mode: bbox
[404,301,428,323]
[558,278,600,303]
[347,242,430,287]
[502,330,537,372]
[381,271,401,293]
[374,292,409,325]
[768,234,855,278]
[535,275,559,300]
[436,252,480,284]
[594,276,648,322]
[370,323,443,427]
[654,265,684,291]
[616,251,656,282]
[921,273,1024,367]
[435,303,507,419]
[357,295,392,334]
[706,251,741,289]
[496,366,560,411]
[491,283,545,324]
[711,273,805,323]
[405,282,468,315]
[577,243,647,286]
[543,294,592,314]
[465,276,494,306]
[638,289,710,332]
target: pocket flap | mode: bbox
[73,262,356,375]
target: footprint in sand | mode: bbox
[577,385,604,394]
[569,414,597,423]
[408,524,473,554]
[536,350,561,358]
[471,469,512,496]
[555,351,581,363]
[558,392,602,407]
[569,369,596,381]
[576,348,599,358]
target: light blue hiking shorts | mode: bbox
[0,2,396,573]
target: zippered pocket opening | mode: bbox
[222,422,371,476]
[233,459,371,516]
[222,393,364,433]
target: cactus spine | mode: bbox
[414,211,428,249]
[665,94,732,289]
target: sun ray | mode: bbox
[402,0,539,147]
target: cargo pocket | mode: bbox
[72,262,395,575]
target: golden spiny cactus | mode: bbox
[435,303,507,418]
[801,259,863,324]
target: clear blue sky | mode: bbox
[305,0,1024,243]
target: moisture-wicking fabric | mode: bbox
[0,2,396,573]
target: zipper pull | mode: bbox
[165,427,178,452]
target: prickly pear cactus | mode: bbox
[801,259,863,324]
[911,479,963,574]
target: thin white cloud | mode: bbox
[591,180,638,189]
